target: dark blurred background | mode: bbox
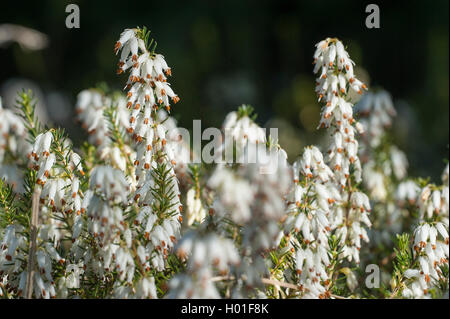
[0,0,448,181]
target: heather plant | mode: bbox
[0,27,448,299]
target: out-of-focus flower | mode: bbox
[0,24,49,50]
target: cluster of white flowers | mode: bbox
[219,105,267,160]
[356,90,396,148]
[2,27,187,299]
[115,28,182,203]
[76,89,130,157]
[115,28,178,135]
[314,38,366,187]
[113,28,183,296]
[1,27,448,300]
[281,146,338,298]
[356,90,408,187]
[207,113,291,296]
[0,222,67,298]
[155,110,191,185]
[115,28,179,109]
[0,97,29,192]
[396,180,421,205]
[354,90,412,249]
[417,179,449,221]
[71,165,148,298]
[168,107,290,298]
[402,164,449,298]
[169,231,240,298]
[313,38,371,264]
[0,127,87,298]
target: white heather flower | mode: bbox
[76,90,129,156]
[135,277,157,299]
[156,109,192,183]
[169,231,239,299]
[442,164,449,186]
[396,180,421,205]
[66,263,83,289]
[0,97,29,192]
[208,168,254,224]
[418,184,448,220]
[390,146,408,180]
[70,152,85,176]
[90,165,129,203]
[345,269,358,292]
[186,188,207,226]
[223,107,266,147]
[362,161,387,201]
[356,90,396,148]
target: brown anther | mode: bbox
[114,42,121,53]
[172,96,180,104]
